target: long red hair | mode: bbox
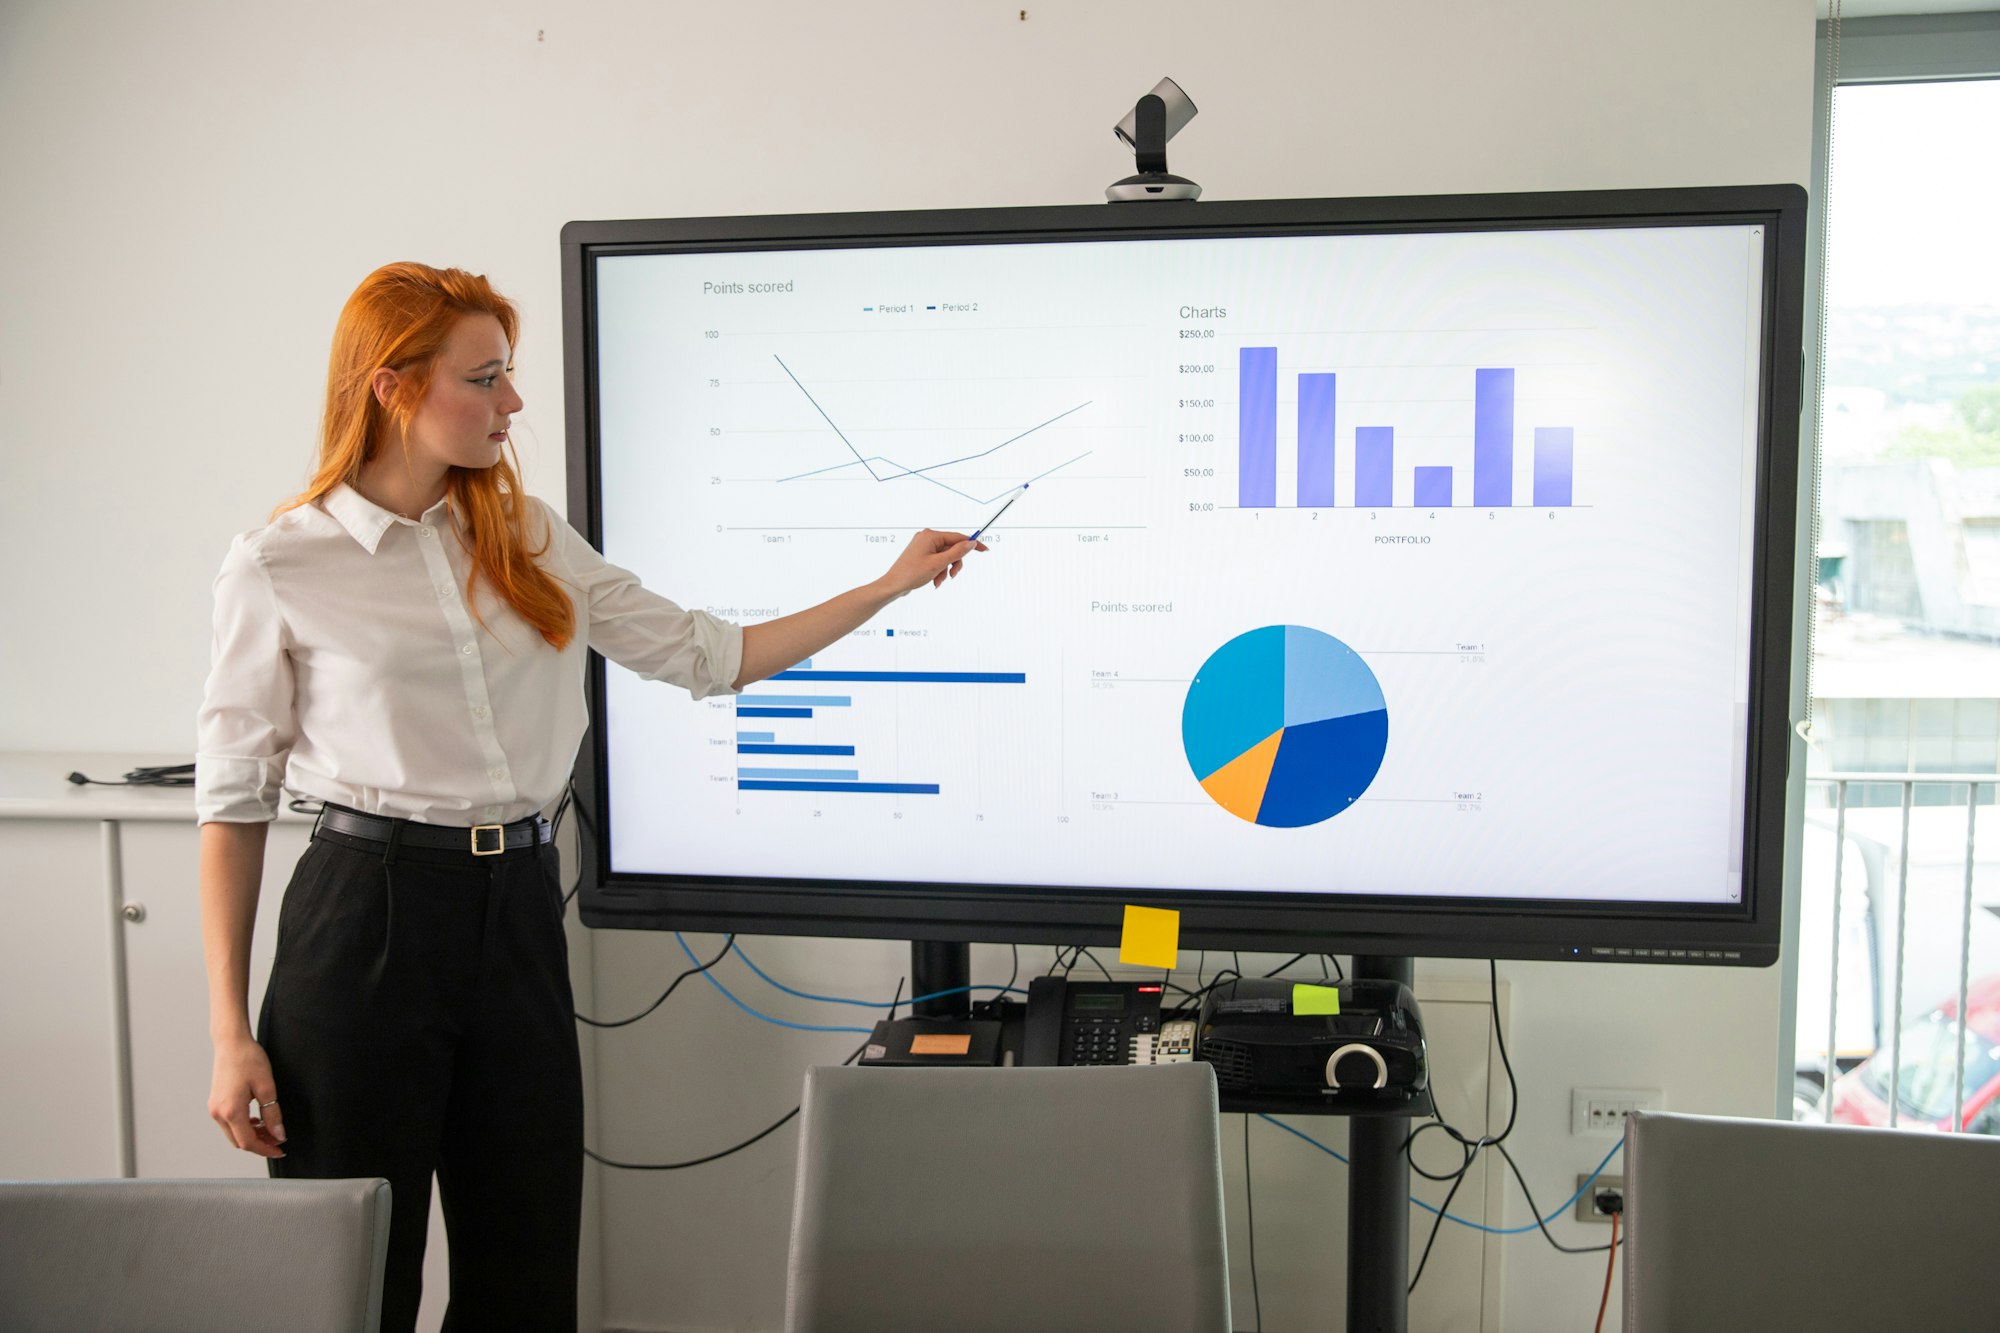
[279,262,575,649]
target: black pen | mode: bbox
[969,484,1027,542]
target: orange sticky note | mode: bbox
[1119,904,1180,969]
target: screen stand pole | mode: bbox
[1347,953,1413,1333]
[910,941,971,1020]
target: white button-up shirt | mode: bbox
[195,484,741,825]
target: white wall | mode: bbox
[0,1,1814,1329]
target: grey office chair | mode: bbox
[785,1062,1231,1333]
[1623,1110,2000,1331]
[0,1176,392,1333]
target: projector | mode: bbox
[1196,977,1429,1104]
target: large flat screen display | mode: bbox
[564,187,1805,964]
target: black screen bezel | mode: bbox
[561,185,1807,966]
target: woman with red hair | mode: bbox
[194,262,981,1331]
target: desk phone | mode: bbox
[1021,977,1195,1066]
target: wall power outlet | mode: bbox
[1570,1087,1663,1136]
[1575,1173,1626,1224]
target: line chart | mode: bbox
[771,355,1095,505]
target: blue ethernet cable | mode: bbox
[673,933,875,1034]
[727,938,1028,1008]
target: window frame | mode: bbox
[1777,10,2000,1120]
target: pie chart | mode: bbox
[1182,625,1389,828]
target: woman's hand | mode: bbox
[733,528,990,688]
[209,1036,286,1158]
[873,529,986,598]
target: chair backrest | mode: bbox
[1623,1110,2000,1331]
[0,1176,391,1333]
[785,1062,1230,1333]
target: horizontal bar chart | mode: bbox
[738,780,942,795]
[738,743,856,756]
[738,768,860,781]
[734,661,1028,798]
[769,670,1028,684]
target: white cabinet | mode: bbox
[0,818,122,1178]
[119,818,310,1178]
[0,755,310,1181]
[0,755,452,1333]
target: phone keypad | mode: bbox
[1067,1018,1126,1065]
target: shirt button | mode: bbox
[419,526,433,538]
[473,704,489,719]
[461,643,474,656]
[490,767,508,781]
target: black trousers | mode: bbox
[258,825,583,1333]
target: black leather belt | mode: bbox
[314,804,550,857]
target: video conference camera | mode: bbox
[1106,77,1202,202]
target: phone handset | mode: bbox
[1021,976,1183,1066]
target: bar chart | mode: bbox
[733,659,1029,797]
[1236,354,1579,510]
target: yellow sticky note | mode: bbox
[1119,904,1180,969]
[1293,983,1341,1015]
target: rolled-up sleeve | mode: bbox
[195,535,297,823]
[546,503,743,699]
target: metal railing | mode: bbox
[1806,771,1995,1132]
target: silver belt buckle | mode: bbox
[470,824,506,856]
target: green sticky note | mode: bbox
[1293,983,1341,1016]
[1119,904,1180,970]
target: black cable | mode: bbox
[975,946,1021,1021]
[1493,1139,1612,1255]
[585,1107,800,1171]
[1244,1114,1262,1333]
[1075,947,1116,983]
[549,781,575,843]
[885,975,905,1023]
[583,1036,871,1171]
[67,763,195,788]
[1166,969,1242,1022]
[1402,959,1608,1292]
[1407,1154,1473,1293]
[1324,953,1345,982]
[1260,952,1310,977]
[563,781,600,907]
[575,934,735,1028]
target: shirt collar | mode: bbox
[323,483,451,554]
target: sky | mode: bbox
[1825,79,2000,309]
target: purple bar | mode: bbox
[1414,466,1454,508]
[1533,427,1574,506]
[1239,347,1277,508]
[1355,427,1394,507]
[1297,374,1337,507]
[1474,368,1514,507]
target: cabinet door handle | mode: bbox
[121,902,146,924]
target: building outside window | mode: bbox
[1793,23,2000,1133]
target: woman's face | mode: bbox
[402,312,523,472]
